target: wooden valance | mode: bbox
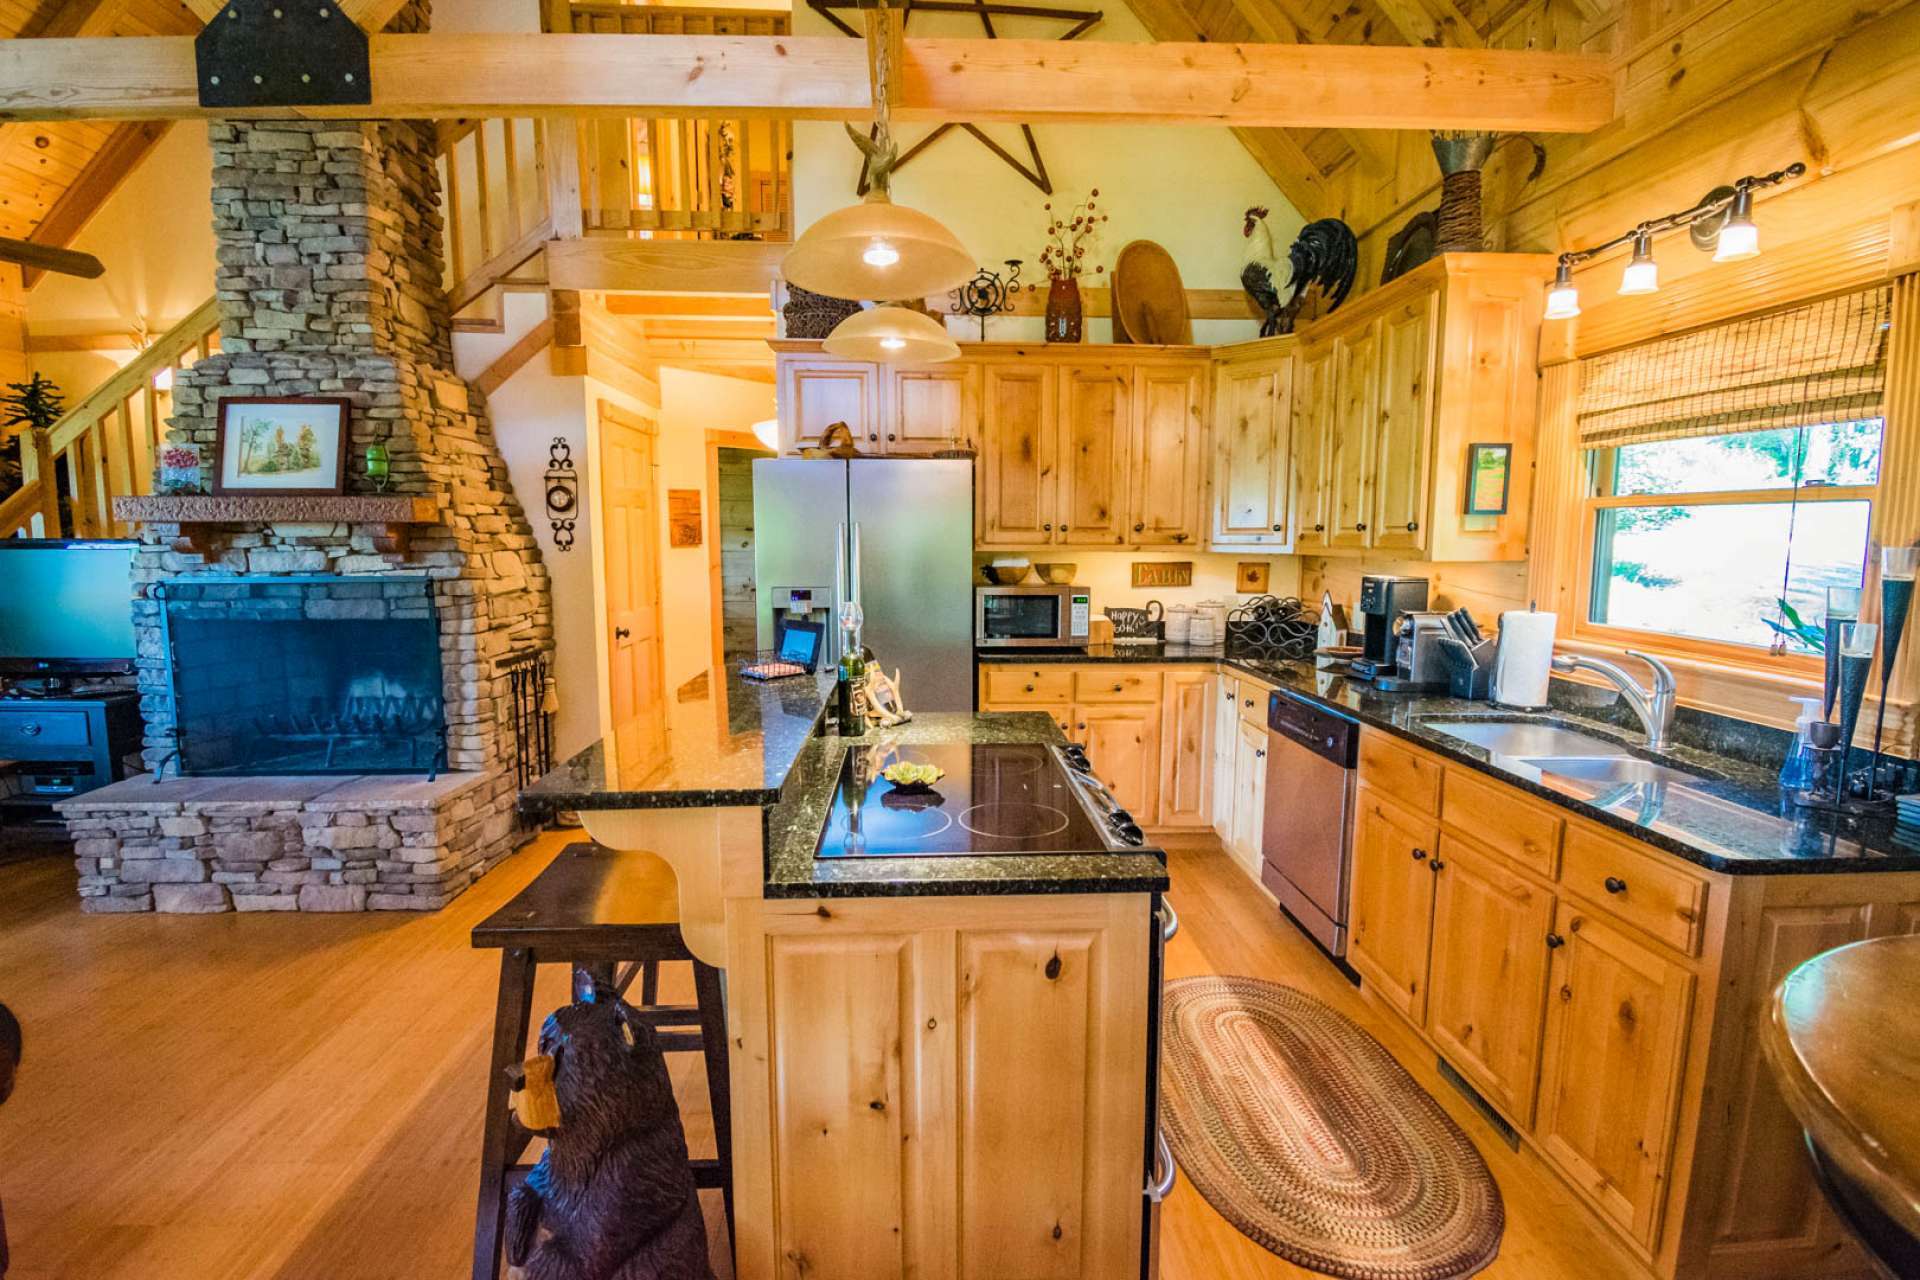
[1576,287,1892,449]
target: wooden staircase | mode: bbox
[1,296,220,540]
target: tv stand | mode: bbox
[0,689,143,822]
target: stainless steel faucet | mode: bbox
[1551,650,1678,753]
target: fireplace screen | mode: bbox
[159,577,447,775]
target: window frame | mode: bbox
[1571,431,1882,677]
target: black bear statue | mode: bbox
[506,980,715,1280]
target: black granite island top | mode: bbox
[980,645,1920,876]
[763,711,1170,899]
[523,669,838,810]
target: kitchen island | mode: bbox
[525,671,1170,1280]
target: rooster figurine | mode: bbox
[1241,208,1360,337]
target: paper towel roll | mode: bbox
[1492,610,1558,708]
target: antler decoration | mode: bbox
[847,23,900,194]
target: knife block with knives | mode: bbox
[1435,608,1496,700]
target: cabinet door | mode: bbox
[1130,362,1207,546]
[1077,703,1161,826]
[1211,677,1238,835]
[1290,343,1335,553]
[1534,902,1696,1250]
[1371,293,1437,552]
[1426,834,1554,1125]
[785,360,879,451]
[1158,670,1213,828]
[977,363,1058,547]
[1057,364,1131,547]
[888,362,980,454]
[1212,359,1293,546]
[1328,322,1380,550]
[1349,786,1439,1025]
[1227,717,1268,874]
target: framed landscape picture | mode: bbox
[213,397,351,496]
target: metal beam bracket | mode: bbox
[195,1,372,110]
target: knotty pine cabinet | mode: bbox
[1346,728,1920,1279]
[1213,253,1551,561]
[728,891,1152,1280]
[1211,345,1296,547]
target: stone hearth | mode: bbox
[62,107,553,914]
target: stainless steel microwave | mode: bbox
[975,585,1091,649]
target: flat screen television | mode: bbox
[0,539,138,677]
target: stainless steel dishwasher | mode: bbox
[1260,687,1360,960]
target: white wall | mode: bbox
[790,3,1302,345]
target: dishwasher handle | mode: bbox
[1159,897,1179,942]
[1147,1127,1177,1201]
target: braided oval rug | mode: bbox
[1161,976,1505,1280]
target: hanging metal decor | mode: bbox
[809,0,1103,196]
[545,437,578,551]
[949,260,1024,339]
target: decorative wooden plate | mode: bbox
[1112,240,1193,345]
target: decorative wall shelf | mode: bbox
[111,494,441,561]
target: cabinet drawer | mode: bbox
[1358,732,1442,816]
[1234,678,1270,729]
[1560,824,1707,956]
[1442,767,1561,879]
[981,668,1076,705]
[0,708,91,751]
[1074,670,1162,703]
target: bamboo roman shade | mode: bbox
[1576,287,1892,448]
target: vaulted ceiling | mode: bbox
[0,0,197,285]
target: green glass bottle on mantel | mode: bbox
[365,441,392,492]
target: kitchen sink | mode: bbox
[1516,755,1704,786]
[1423,719,1633,760]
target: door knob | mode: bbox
[1314,523,1325,532]
[1356,522,1368,532]
[614,626,631,640]
[1134,522,1145,532]
[1411,848,1427,862]
[1271,523,1283,532]
[1428,858,1445,872]
[1406,521,1419,532]
[1546,933,1565,949]
[1604,876,1627,895]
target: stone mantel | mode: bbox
[113,493,443,561]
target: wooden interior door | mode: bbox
[1056,363,1130,547]
[1329,321,1380,550]
[1348,786,1439,1025]
[977,363,1057,546]
[1425,833,1555,1125]
[1213,358,1290,545]
[1291,342,1334,552]
[1371,292,1437,553]
[1129,363,1206,545]
[599,401,668,771]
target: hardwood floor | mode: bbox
[0,827,1644,1279]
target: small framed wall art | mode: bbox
[213,396,351,496]
[1464,442,1512,516]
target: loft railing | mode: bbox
[437,117,558,317]
[2,296,220,540]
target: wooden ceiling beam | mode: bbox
[1215,0,1396,173]
[0,33,1615,132]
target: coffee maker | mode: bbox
[1357,575,1430,678]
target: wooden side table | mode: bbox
[469,843,732,1280]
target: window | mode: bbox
[1573,288,1891,665]
[1585,421,1881,654]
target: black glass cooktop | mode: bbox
[814,742,1111,858]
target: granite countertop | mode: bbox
[980,644,1920,876]
[762,711,1170,899]
[522,668,838,810]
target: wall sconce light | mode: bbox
[1541,161,1804,320]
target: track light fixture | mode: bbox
[1541,162,1804,320]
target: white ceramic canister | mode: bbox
[1164,604,1195,643]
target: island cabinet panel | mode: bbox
[1534,902,1695,1252]
[1130,363,1207,545]
[978,363,1059,546]
[728,894,1151,1280]
[1211,351,1293,547]
[1057,363,1132,547]
[1348,786,1439,1025]
[1425,833,1555,1126]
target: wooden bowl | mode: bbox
[981,560,1033,585]
[1035,563,1077,585]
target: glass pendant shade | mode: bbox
[1544,263,1580,320]
[782,194,975,302]
[1619,233,1659,295]
[823,305,960,364]
[1713,189,1760,262]
[751,417,780,451]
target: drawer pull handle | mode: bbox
[1356,522,1368,532]
[21,722,41,736]
[1604,876,1627,895]
[1134,522,1145,533]
[1255,748,1265,759]
[1314,523,1325,532]
[1546,932,1565,949]
[1411,848,1427,863]
[1043,523,1053,532]
[1244,699,1254,708]
[1406,521,1419,532]
[1024,684,1036,693]
[1429,858,1445,872]
[1113,683,1125,692]
[1272,523,1283,532]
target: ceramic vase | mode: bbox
[1044,276,1083,343]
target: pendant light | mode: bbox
[823,304,959,364]
[1544,261,1580,321]
[1713,187,1760,262]
[781,33,973,304]
[751,417,780,451]
[1618,231,1659,296]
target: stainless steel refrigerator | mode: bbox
[753,457,975,712]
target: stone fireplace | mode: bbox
[57,110,554,914]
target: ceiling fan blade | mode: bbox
[0,238,104,280]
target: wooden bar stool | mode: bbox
[469,843,732,1280]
